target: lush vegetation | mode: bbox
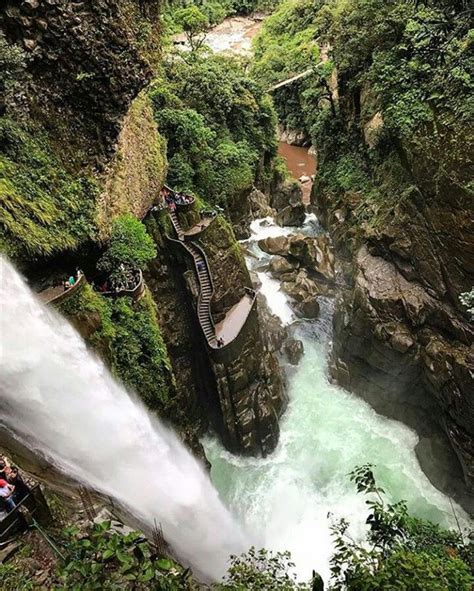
[98,214,157,283]
[4,466,469,590]
[0,118,98,260]
[149,50,277,206]
[58,283,175,415]
[253,0,473,226]
[164,0,281,32]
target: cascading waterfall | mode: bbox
[0,256,247,581]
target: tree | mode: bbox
[174,6,209,52]
[98,214,156,282]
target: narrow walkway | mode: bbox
[215,291,255,344]
[182,214,216,238]
[37,273,85,305]
[169,210,217,347]
[167,193,257,352]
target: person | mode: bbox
[217,337,224,348]
[7,466,30,504]
[0,479,15,512]
[0,459,10,480]
[68,275,75,287]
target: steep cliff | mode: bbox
[1,0,287,459]
[307,1,473,508]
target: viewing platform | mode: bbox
[95,269,145,302]
[37,272,85,306]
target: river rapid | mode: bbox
[202,16,471,584]
[204,217,470,583]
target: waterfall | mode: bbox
[0,256,247,581]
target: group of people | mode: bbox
[0,457,30,515]
[161,186,194,210]
[96,265,141,295]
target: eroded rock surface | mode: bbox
[330,246,474,510]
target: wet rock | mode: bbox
[269,255,296,277]
[275,204,306,227]
[283,338,304,365]
[271,179,306,227]
[248,188,274,218]
[288,234,335,281]
[277,125,308,146]
[293,297,320,319]
[329,246,474,507]
[258,235,289,256]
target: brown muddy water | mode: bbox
[278,142,316,203]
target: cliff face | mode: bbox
[313,91,474,510]
[145,211,287,457]
[1,0,161,163]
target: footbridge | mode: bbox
[268,63,322,92]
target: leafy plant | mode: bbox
[174,6,209,52]
[58,520,194,590]
[330,464,473,590]
[97,214,156,283]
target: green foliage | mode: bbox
[218,547,311,590]
[165,0,280,33]
[174,6,209,51]
[0,118,97,260]
[58,520,194,590]
[0,32,27,113]
[108,291,175,412]
[58,284,174,415]
[0,562,34,591]
[97,214,156,283]
[330,464,473,591]
[150,52,276,205]
[254,0,473,223]
[56,282,115,345]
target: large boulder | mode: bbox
[288,234,335,281]
[281,270,320,302]
[293,297,320,319]
[271,179,306,227]
[275,205,306,227]
[269,255,297,277]
[283,338,305,365]
[258,235,289,256]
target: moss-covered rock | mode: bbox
[98,93,168,238]
[0,118,98,260]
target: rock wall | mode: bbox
[145,210,287,457]
[313,130,474,513]
[1,0,161,164]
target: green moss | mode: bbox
[56,283,115,345]
[58,283,175,415]
[108,290,175,412]
[0,118,98,261]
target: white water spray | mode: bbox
[0,256,247,580]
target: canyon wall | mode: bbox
[313,85,474,511]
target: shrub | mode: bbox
[98,214,156,282]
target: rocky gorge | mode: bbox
[0,1,473,588]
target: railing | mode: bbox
[38,272,86,306]
[97,269,145,301]
[163,185,195,212]
[210,289,258,363]
[167,234,217,346]
[0,484,50,543]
